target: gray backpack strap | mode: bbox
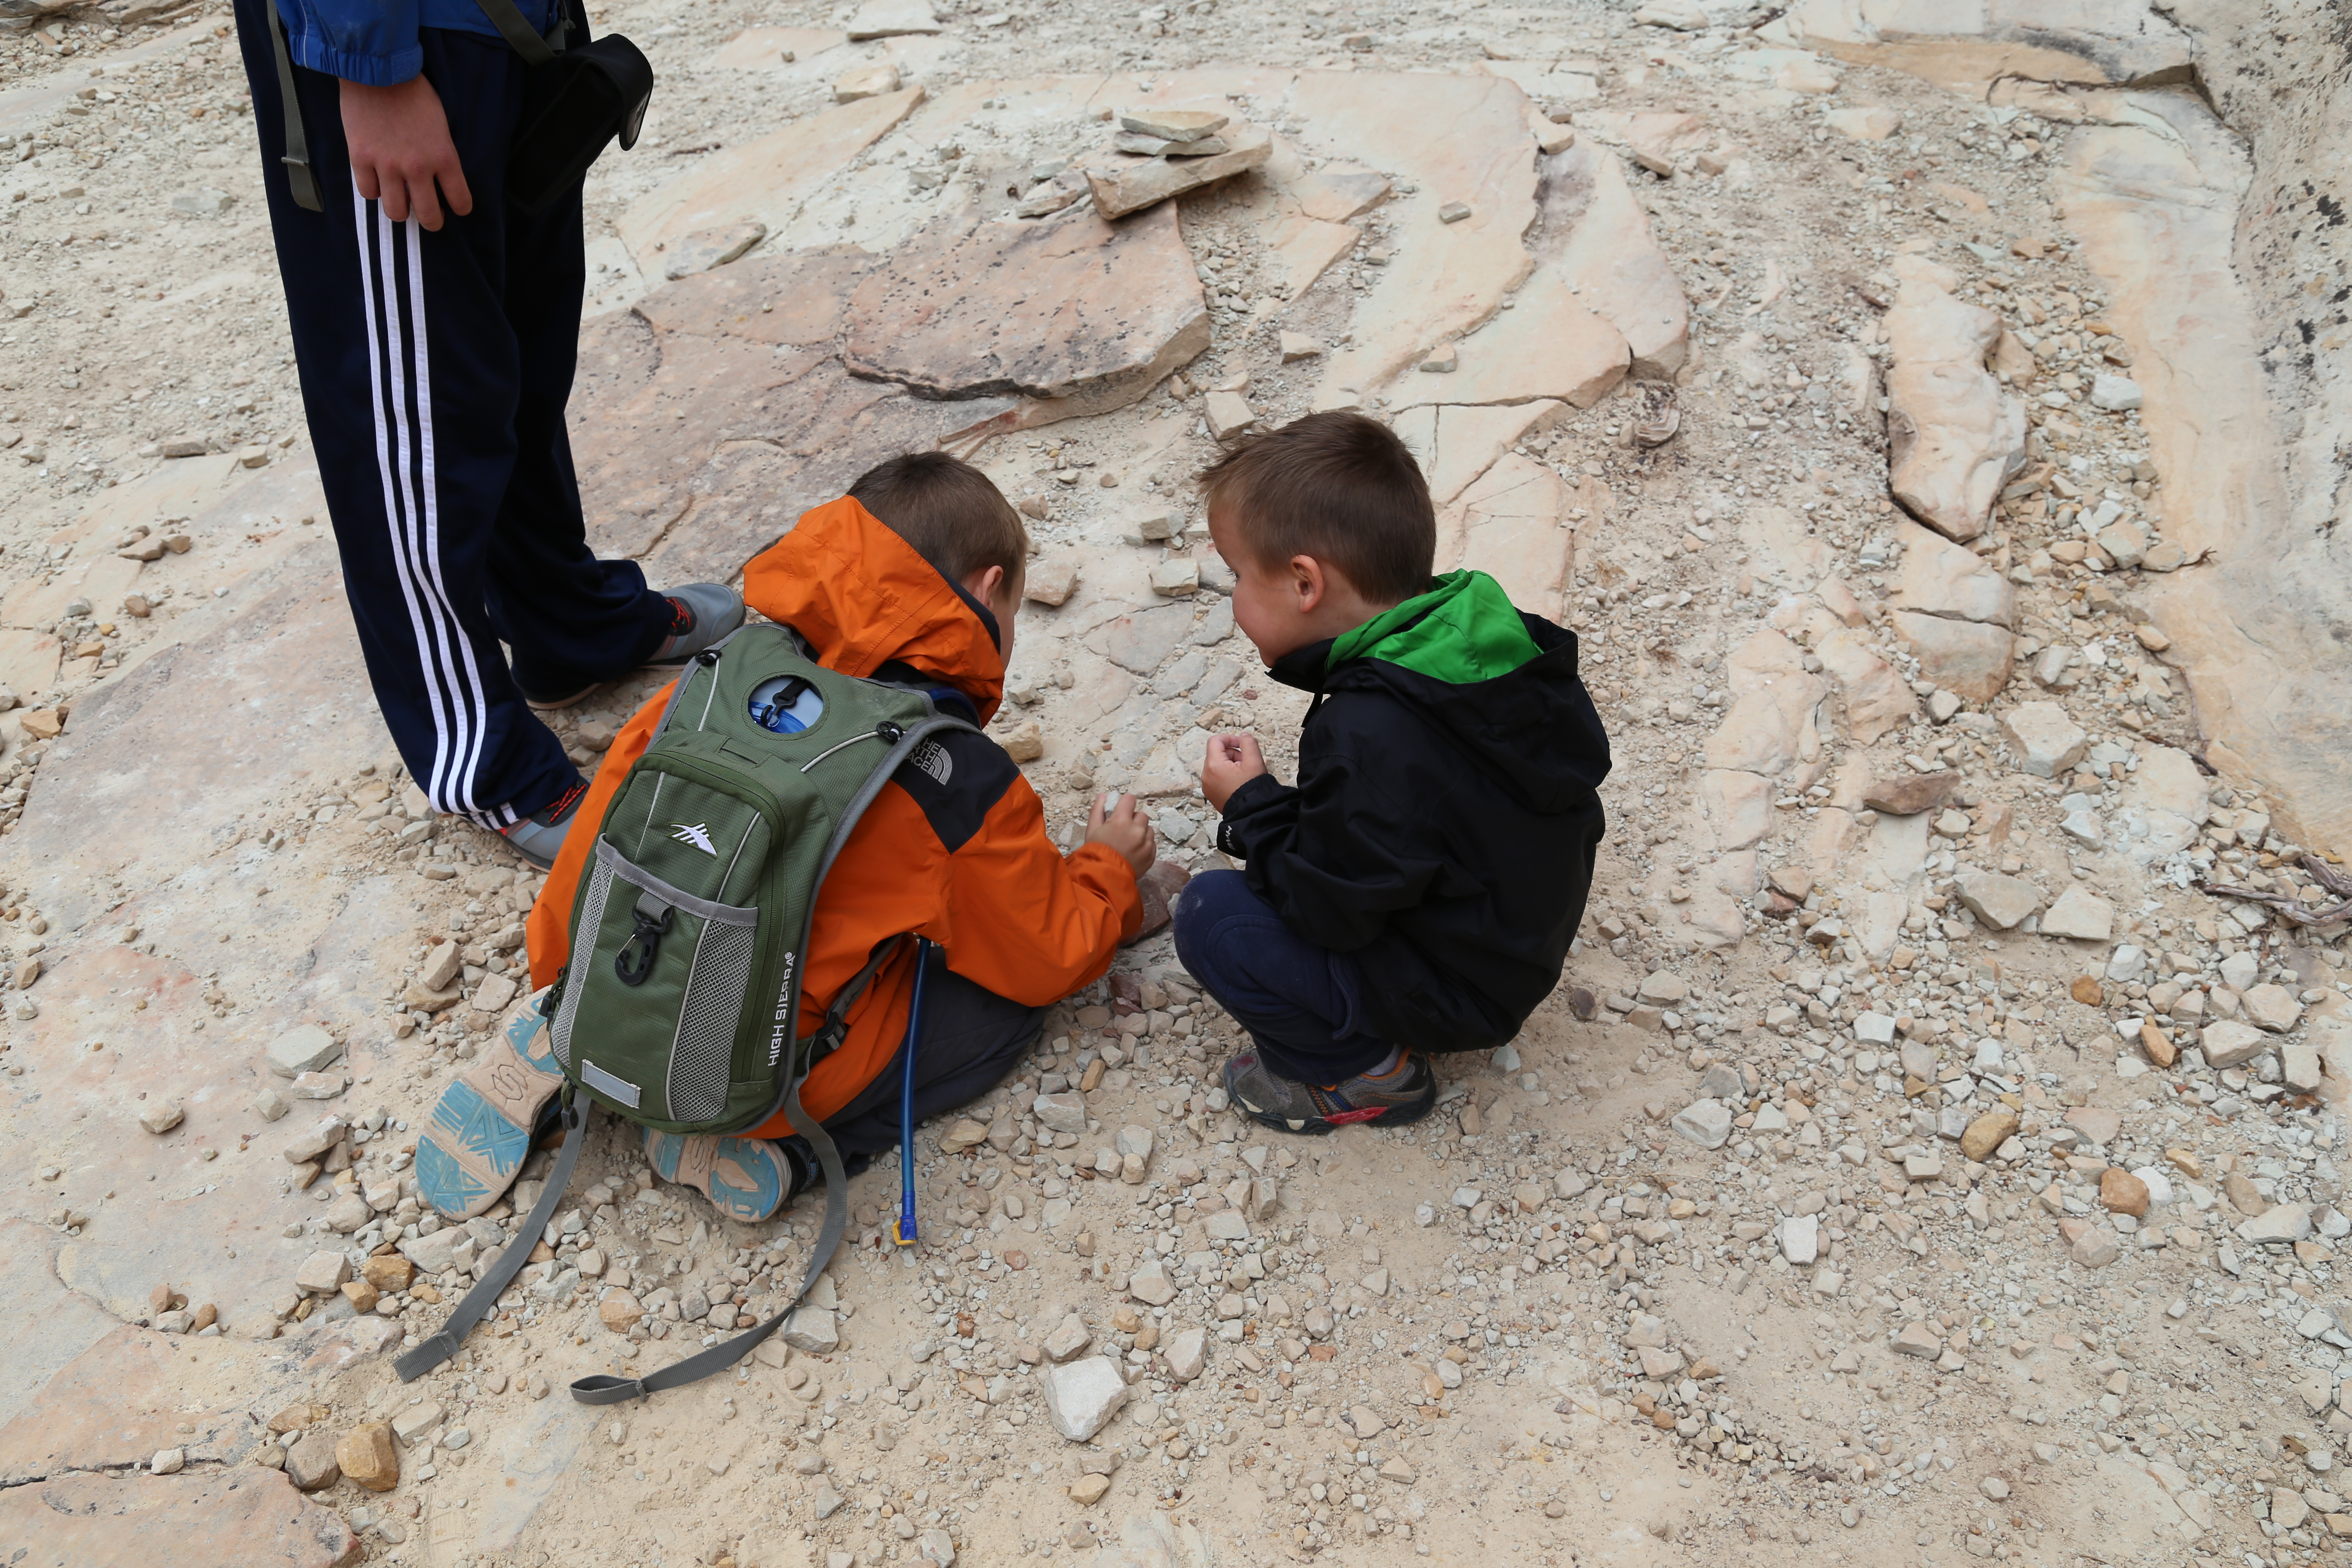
[263,1,324,212]
[567,715,977,1405]
[395,1093,587,1382]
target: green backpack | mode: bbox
[395,624,977,1401]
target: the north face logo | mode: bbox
[906,741,952,787]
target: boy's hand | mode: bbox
[342,76,472,230]
[1201,733,1267,813]
[1084,791,1157,880]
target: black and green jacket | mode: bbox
[1215,570,1611,1051]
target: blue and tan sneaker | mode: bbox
[643,1127,802,1224]
[415,989,565,1218]
[1221,1049,1437,1136]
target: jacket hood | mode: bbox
[1268,570,1610,815]
[741,496,1005,725]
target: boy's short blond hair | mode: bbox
[848,451,1029,585]
[1196,411,1435,603]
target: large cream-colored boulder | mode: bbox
[1883,273,2026,543]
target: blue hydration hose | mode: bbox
[891,936,932,1247]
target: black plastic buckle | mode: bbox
[614,905,673,986]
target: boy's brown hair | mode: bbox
[1196,410,1436,604]
[848,451,1029,586]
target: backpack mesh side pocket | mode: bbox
[667,909,757,1122]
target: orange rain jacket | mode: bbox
[527,497,1142,1129]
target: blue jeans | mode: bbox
[1173,870,1389,1084]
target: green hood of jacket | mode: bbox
[1325,570,1544,684]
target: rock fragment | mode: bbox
[2040,887,2114,942]
[336,1423,400,1491]
[2000,702,2088,779]
[1041,1357,1130,1441]
[1087,129,1272,220]
[1954,870,2040,932]
[833,63,903,103]
[1670,1098,1732,1149]
[1885,267,2026,542]
[268,1025,344,1078]
[138,1099,184,1135]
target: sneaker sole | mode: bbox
[523,683,604,712]
[415,990,564,1219]
[643,1128,787,1223]
[1230,1083,1438,1136]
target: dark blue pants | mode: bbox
[1173,870,1389,1084]
[818,944,1045,1169]
[233,1,673,827]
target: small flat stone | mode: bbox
[1118,107,1229,143]
[1127,1259,1176,1306]
[2000,702,2088,779]
[293,1252,349,1295]
[1204,390,1257,443]
[1041,1357,1130,1441]
[1033,1093,1088,1134]
[782,1306,839,1354]
[267,1025,345,1078]
[1670,1098,1732,1149]
[845,0,940,40]
[2200,1020,2269,1070]
[2238,1203,2313,1246]
[833,63,902,103]
[138,1099,184,1135]
[1086,130,1271,220]
[2040,887,2115,942]
[1955,870,2040,931]
[2243,983,2303,1033]
[1892,1322,1942,1358]
[1165,1325,1207,1382]
[1862,771,1960,816]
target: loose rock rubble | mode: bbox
[0,1,2347,1567]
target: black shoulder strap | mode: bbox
[263,1,324,212]
[394,1093,588,1382]
[470,0,560,63]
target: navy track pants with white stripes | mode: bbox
[232,0,674,829]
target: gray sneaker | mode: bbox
[497,775,591,871]
[646,582,746,667]
[520,585,748,712]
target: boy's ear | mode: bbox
[961,563,1007,607]
[1289,554,1326,611]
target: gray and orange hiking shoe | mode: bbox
[1221,1049,1437,1135]
[498,774,590,872]
[522,584,747,711]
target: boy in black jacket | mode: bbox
[1177,412,1611,1134]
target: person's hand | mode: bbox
[1201,733,1267,813]
[1084,791,1157,880]
[341,76,472,230]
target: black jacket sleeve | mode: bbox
[1214,718,1456,953]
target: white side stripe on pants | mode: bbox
[352,190,516,830]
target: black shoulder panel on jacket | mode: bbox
[886,726,1019,853]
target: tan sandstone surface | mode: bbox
[0,1,2347,1567]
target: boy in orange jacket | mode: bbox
[418,453,1154,1221]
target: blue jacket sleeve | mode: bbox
[275,0,423,86]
